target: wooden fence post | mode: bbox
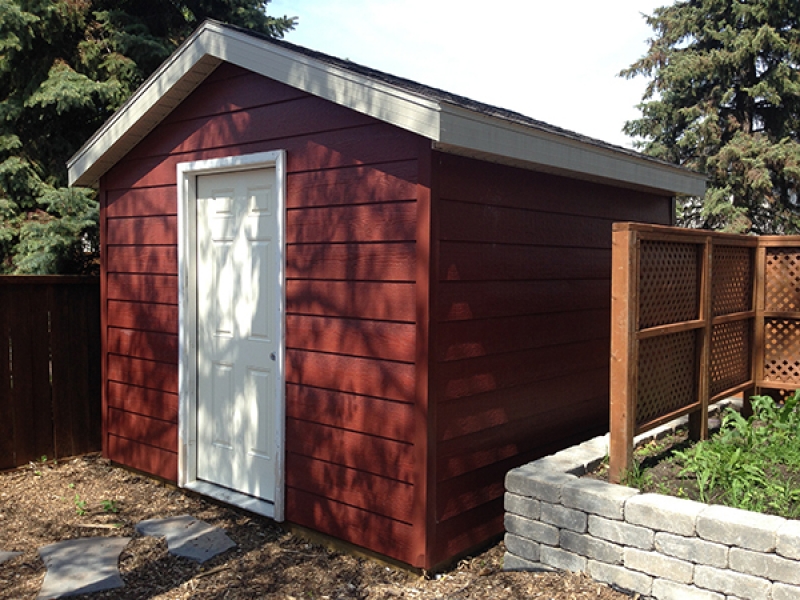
[690,238,712,441]
[609,225,638,484]
[748,244,767,418]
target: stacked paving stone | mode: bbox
[503,417,800,600]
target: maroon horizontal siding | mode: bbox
[286,487,415,561]
[285,385,414,441]
[107,328,177,363]
[107,381,178,422]
[428,152,673,566]
[106,186,176,218]
[104,125,421,190]
[287,201,416,244]
[286,315,415,363]
[98,57,680,570]
[100,63,424,565]
[286,280,416,321]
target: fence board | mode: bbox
[9,284,53,465]
[0,287,13,469]
[51,285,76,459]
[0,277,100,470]
[51,283,102,458]
[609,224,773,483]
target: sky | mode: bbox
[267,1,667,148]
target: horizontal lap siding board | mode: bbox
[106,186,176,218]
[107,382,178,422]
[437,367,609,443]
[286,487,415,561]
[437,279,611,321]
[428,153,673,566]
[436,338,610,404]
[286,242,415,281]
[101,63,424,564]
[105,125,421,191]
[283,123,421,562]
[436,308,609,362]
[106,216,177,245]
[107,246,177,275]
[440,244,611,281]
[106,328,178,365]
[107,433,177,481]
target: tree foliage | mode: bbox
[0,0,295,273]
[622,0,800,234]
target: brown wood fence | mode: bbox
[0,276,101,470]
[609,223,800,482]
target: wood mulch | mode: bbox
[0,454,634,599]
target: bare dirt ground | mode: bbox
[0,454,634,599]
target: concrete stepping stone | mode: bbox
[0,551,21,565]
[37,537,131,599]
[136,515,235,563]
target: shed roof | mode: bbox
[68,20,706,196]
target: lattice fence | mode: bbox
[760,243,800,389]
[609,224,800,483]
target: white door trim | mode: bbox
[176,150,286,521]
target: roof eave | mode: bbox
[435,104,707,197]
[68,20,706,198]
[69,25,218,187]
[68,21,443,187]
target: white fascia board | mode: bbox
[68,27,221,187]
[207,24,442,139]
[68,22,441,187]
[68,20,705,196]
[436,104,707,197]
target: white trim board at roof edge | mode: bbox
[67,20,706,196]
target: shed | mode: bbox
[68,20,706,570]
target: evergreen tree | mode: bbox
[622,0,800,234]
[0,1,295,273]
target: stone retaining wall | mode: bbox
[503,418,800,599]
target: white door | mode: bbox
[195,168,279,501]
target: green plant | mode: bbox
[622,459,653,489]
[30,455,48,476]
[101,499,119,514]
[669,392,800,517]
[73,494,87,516]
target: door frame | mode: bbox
[176,150,286,521]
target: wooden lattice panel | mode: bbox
[711,245,753,317]
[764,249,800,312]
[710,320,751,397]
[638,241,700,329]
[636,330,698,427]
[763,318,800,385]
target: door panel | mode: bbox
[196,168,278,501]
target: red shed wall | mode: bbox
[99,63,426,565]
[429,152,673,565]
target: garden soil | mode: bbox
[0,454,634,599]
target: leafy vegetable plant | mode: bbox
[671,392,800,518]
